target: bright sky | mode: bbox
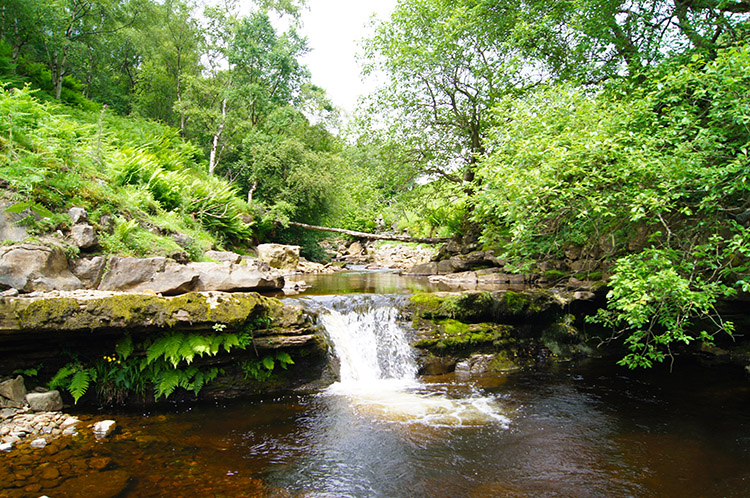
[297,0,399,115]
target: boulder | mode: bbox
[455,353,520,375]
[26,390,63,412]
[171,233,193,248]
[71,256,107,289]
[52,469,130,498]
[0,244,82,292]
[0,376,26,408]
[98,257,199,295]
[346,241,364,256]
[372,244,436,269]
[188,262,284,292]
[0,201,29,242]
[204,250,242,264]
[257,244,300,270]
[68,207,88,224]
[70,224,99,249]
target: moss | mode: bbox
[543,269,567,280]
[410,292,453,319]
[14,292,276,331]
[410,291,495,322]
[16,298,81,329]
[414,320,514,354]
[442,319,471,335]
[499,291,531,315]
[488,352,522,372]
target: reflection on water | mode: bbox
[284,266,533,296]
[285,266,438,295]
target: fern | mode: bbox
[155,369,181,399]
[69,369,92,404]
[187,334,211,357]
[48,365,75,391]
[222,333,240,352]
[146,334,172,364]
[178,340,197,365]
[116,335,134,360]
[275,352,294,369]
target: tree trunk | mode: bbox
[208,98,227,175]
[288,222,450,244]
[53,47,69,100]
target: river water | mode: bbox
[3,268,750,497]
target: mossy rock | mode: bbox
[492,289,559,321]
[9,292,278,332]
[413,319,515,354]
[409,291,496,323]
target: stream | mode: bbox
[3,268,750,497]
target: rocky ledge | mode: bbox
[405,289,609,376]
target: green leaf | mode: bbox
[69,370,91,404]
[262,355,275,371]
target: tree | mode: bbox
[132,0,202,127]
[178,6,309,175]
[517,0,750,82]
[362,0,525,185]
[473,43,750,367]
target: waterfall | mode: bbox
[298,295,511,428]
[319,298,417,386]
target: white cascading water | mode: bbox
[314,296,510,428]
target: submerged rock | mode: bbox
[93,420,117,438]
[52,469,130,498]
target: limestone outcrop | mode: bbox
[0,244,83,292]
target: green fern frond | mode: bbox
[48,365,75,391]
[188,334,211,357]
[178,341,196,365]
[146,335,171,364]
[155,369,181,399]
[221,333,240,353]
[69,369,91,404]
[208,336,223,356]
[164,333,184,367]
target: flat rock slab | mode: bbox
[26,391,63,412]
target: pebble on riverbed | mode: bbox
[0,408,81,451]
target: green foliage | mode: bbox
[47,325,279,405]
[590,248,739,368]
[475,43,750,367]
[0,85,252,252]
[240,352,294,382]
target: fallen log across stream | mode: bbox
[288,221,450,244]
